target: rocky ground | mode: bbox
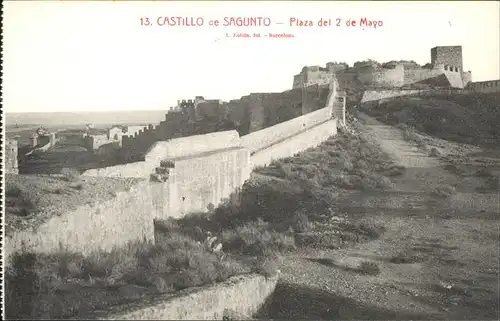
[267,113,499,320]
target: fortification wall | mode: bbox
[83,131,241,178]
[146,130,241,163]
[6,140,19,174]
[4,180,156,263]
[82,161,150,177]
[251,118,338,170]
[241,106,333,154]
[361,89,433,103]
[467,80,500,93]
[224,85,328,135]
[372,65,405,87]
[100,273,279,320]
[361,87,500,106]
[403,69,444,85]
[9,81,342,268]
[159,147,251,218]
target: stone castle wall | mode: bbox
[294,46,470,90]
[100,273,279,320]
[4,179,157,262]
[360,85,500,105]
[117,85,329,160]
[8,81,342,262]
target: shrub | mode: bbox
[291,211,313,233]
[222,220,295,257]
[429,147,441,157]
[431,184,456,198]
[401,125,417,141]
[252,258,279,278]
[5,234,254,319]
[385,164,406,177]
[275,161,293,179]
[339,154,354,171]
[71,183,84,190]
[6,184,22,197]
[358,261,381,276]
[61,168,81,182]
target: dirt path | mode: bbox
[357,113,441,168]
[269,113,499,320]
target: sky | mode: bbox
[3,1,499,113]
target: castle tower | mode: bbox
[431,46,463,72]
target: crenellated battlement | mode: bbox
[293,45,471,90]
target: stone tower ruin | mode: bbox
[431,46,463,72]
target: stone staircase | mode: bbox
[150,160,175,182]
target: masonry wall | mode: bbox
[361,87,500,106]
[467,80,500,93]
[83,131,241,178]
[361,89,433,103]
[100,273,279,320]
[251,117,338,170]
[372,65,405,87]
[403,69,444,85]
[224,85,329,135]
[241,105,333,154]
[5,140,19,174]
[4,180,156,263]
[159,147,251,218]
[82,161,150,177]
[9,80,342,268]
[146,130,241,164]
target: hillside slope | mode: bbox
[363,92,500,148]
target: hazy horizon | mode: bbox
[5,110,170,126]
[3,1,499,114]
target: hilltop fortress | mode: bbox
[293,46,472,90]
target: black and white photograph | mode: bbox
[2,1,499,319]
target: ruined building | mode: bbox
[5,140,19,174]
[293,46,472,90]
[30,127,56,149]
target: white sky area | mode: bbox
[3,1,499,113]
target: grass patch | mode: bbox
[255,130,399,192]
[222,219,296,256]
[431,184,457,198]
[167,123,390,257]
[364,93,500,148]
[5,227,262,319]
[5,182,35,217]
